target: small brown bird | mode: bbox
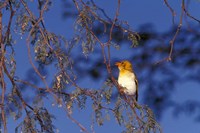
[115,60,138,101]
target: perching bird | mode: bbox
[115,60,138,101]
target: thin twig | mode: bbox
[182,0,200,23]
[167,1,184,61]
[163,0,176,24]
[107,0,121,71]
[3,1,15,45]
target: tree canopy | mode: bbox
[0,0,200,133]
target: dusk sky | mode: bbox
[3,0,200,133]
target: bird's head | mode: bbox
[115,60,133,72]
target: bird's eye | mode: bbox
[121,62,125,67]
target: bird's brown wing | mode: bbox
[135,78,138,101]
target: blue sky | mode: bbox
[4,0,200,132]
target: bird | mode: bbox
[115,60,138,101]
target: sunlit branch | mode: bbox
[0,10,8,133]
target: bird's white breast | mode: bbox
[118,72,137,95]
